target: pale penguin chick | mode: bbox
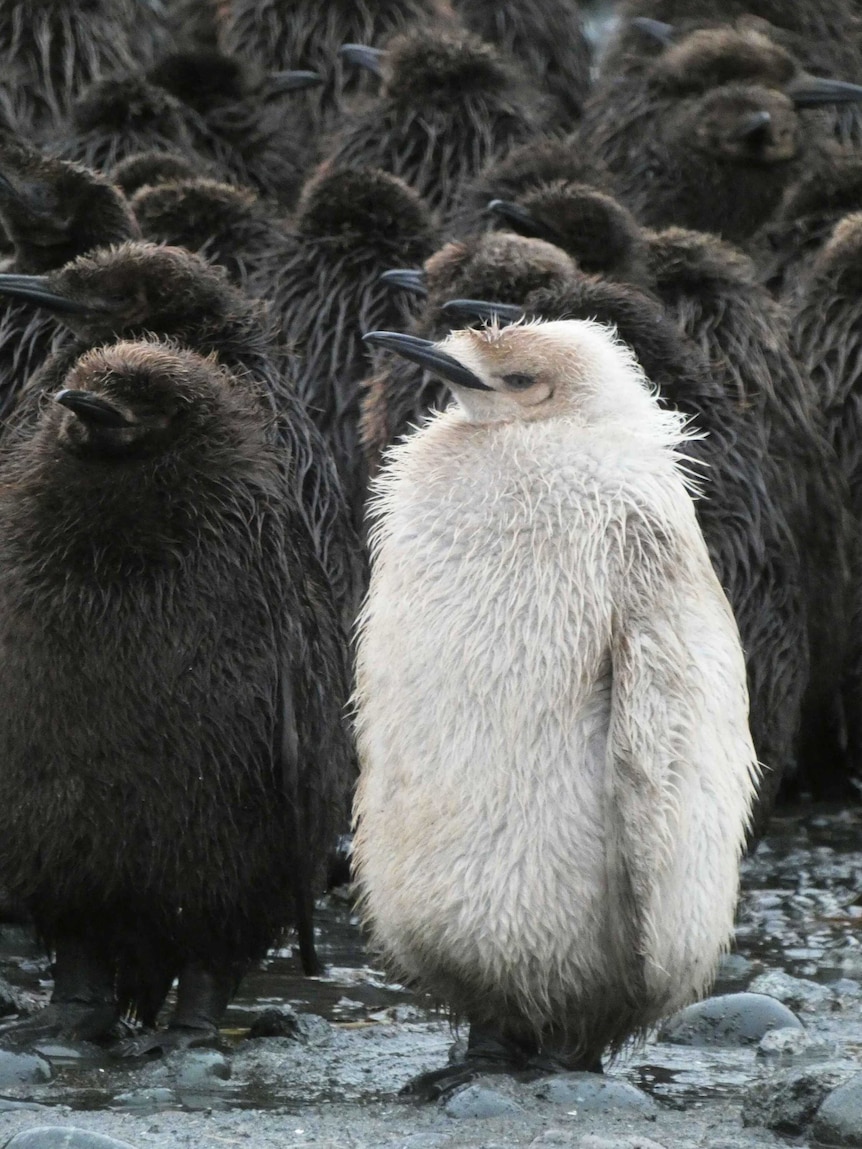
[354,319,759,1098]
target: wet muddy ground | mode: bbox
[0,804,859,1148]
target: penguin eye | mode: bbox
[501,372,535,391]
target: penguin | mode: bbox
[0,141,139,420]
[219,0,450,136]
[579,23,862,243]
[268,166,438,531]
[110,151,209,197]
[130,177,291,297]
[145,50,323,205]
[362,231,576,472]
[0,242,364,624]
[0,337,354,1051]
[354,318,758,1096]
[327,28,545,216]
[450,0,592,128]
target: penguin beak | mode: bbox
[442,299,526,324]
[487,199,562,243]
[0,172,21,202]
[731,109,773,143]
[55,389,132,428]
[362,331,492,390]
[789,76,862,107]
[264,69,324,96]
[0,274,91,313]
[630,17,675,45]
[338,44,386,77]
[379,268,428,296]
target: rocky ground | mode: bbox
[0,805,859,1149]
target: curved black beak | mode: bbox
[442,299,526,324]
[630,17,675,45]
[789,76,862,107]
[0,274,91,313]
[731,109,773,143]
[338,44,386,77]
[265,69,324,97]
[55,389,131,428]
[362,331,492,390]
[487,199,563,243]
[379,268,428,296]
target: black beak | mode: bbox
[630,17,675,45]
[0,172,21,202]
[487,199,562,243]
[0,274,91,313]
[265,69,324,97]
[442,299,526,324]
[789,75,862,107]
[338,44,386,77]
[731,109,773,143]
[362,331,492,390]
[379,268,428,296]
[55,389,131,427]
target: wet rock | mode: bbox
[248,1006,301,1039]
[172,1050,231,1088]
[748,971,833,1012]
[812,1073,862,1147]
[658,992,802,1046]
[717,954,754,982]
[0,977,29,1019]
[534,1073,657,1113]
[743,1061,857,1134]
[398,1136,455,1149]
[578,1138,668,1149]
[0,1049,51,1086]
[756,1026,828,1060]
[443,1083,525,1119]
[0,1100,48,1112]
[3,1131,139,1149]
[111,1087,177,1108]
[529,1133,577,1148]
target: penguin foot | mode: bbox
[400,1060,485,1101]
[0,1001,119,1046]
[113,1023,220,1059]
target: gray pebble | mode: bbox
[3,1130,139,1149]
[716,954,754,982]
[530,1132,577,1147]
[111,1087,177,1108]
[812,1072,862,1147]
[756,1026,819,1060]
[534,1073,657,1113]
[658,992,802,1046]
[748,971,833,1012]
[578,1138,668,1149]
[0,1050,51,1087]
[172,1051,231,1088]
[247,1007,300,1039]
[398,1136,454,1149]
[443,1083,524,1119]
[743,1061,857,1134]
[0,1101,48,1112]
[0,977,28,1019]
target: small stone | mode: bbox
[112,1087,177,1108]
[247,1007,301,1039]
[748,971,833,1012]
[743,1061,857,1134]
[534,1073,657,1113]
[658,992,802,1047]
[172,1050,231,1088]
[0,1101,47,1112]
[716,954,753,982]
[3,1131,139,1149]
[529,1132,577,1147]
[0,1049,51,1086]
[0,976,29,1019]
[443,1083,524,1119]
[756,1027,817,1059]
[812,1073,862,1147]
[398,1136,454,1149]
[578,1138,668,1149]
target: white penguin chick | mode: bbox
[355,318,759,1100]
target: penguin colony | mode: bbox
[0,0,856,1095]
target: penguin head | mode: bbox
[0,141,138,273]
[147,50,322,114]
[649,26,798,95]
[364,319,654,426]
[72,78,192,134]
[670,83,800,164]
[294,166,435,255]
[51,340,232,457]
[131,179,260,248]
[110,150,204,197]
[424,233,576,313]
[810,212,862,292]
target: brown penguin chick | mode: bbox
[789,214,862,794]
[131,178,292,297]
[448,134,614,238]
[579,24,862,243]
[450,0,592,128]
[146,50,323,206]
[749,151,862,299]
[219,0,451,138]
[325,29,545,217]
[0,242,364,624]
[50,75,230,177]
[0,338,354,1052]
[645,226,850,809]
[0,141,139,422]
[361,231,577,472]
[0,0,169,135]
[271,166,438,532]
[442,278,806,841]
[110,151,209,197]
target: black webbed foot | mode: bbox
[114,1023,219,1059]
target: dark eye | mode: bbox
[501,372,535,391]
